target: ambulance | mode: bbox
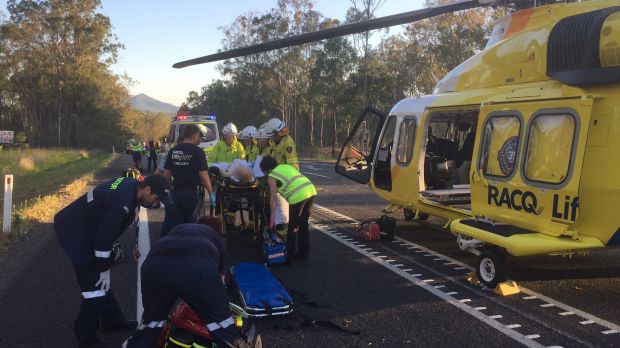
[167,113,219,155]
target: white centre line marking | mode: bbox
[580,320,594,325]
[601,330,618,335]
[540,304,555,308]
[506,324,522,329]
[459,299,472,303]
[423,279,435,283]
[402,269,413,272]
[474,307,486,311]
[434,285,445,289]
[136,208,150,322]
[411,274,422,277]
[489,315,503,319]
[446,292,459,296]
[559,312,575,316]
[523,296,538,300]
[393,264,404,267]
[524,335,540,340]
[311,221,545,348]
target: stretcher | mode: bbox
[230,262,293,317]
[210,174,263,238]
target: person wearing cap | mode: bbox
[123,223,259,348]
[209,122,245,164]
[54,175,170,348]
[163,124,216,234]
[264,118,299,170]
[238,126,259,163]
[260,156,316,262]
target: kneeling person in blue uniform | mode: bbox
[54,175,170,348]
[124,223,254,348]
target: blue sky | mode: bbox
[1,0,424,106]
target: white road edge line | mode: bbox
[136,207,150,322]
[312,204,620,333]
[311,222,545,348]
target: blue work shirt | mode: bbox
[54,177,139,271]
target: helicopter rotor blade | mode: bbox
[173,0,496,69]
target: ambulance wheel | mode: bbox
[418,213,429,221]
[404,208,415,220]
[476,249,507,289]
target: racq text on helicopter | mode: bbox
[174,0,620,288]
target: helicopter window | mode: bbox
[524,114,576,185]
[396,118,417,164]
[479,115,522,179]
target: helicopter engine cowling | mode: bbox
[547,6,620,85]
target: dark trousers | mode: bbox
[125,255,244,348]
[147,151,157,171]
[172,189,199,225]
[287,196,314,260]
[132,151,142,169]
[160,195,176,238]
[73,263,125,342]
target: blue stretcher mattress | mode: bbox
[231,262,293,317]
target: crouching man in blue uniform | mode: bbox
[124,223,259,348]
[54,175,170,348]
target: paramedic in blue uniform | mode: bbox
[163,124,216,234]
[124,223,256,348]
[54,175,170,348]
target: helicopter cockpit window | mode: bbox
[524,114,576,185]
[374,116,397,191]
[336,107,385,184]
[479,115,522,178]
[396,118,417,165]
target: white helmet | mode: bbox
[239,126,258,140]
[255,127,270,139]
[222,122,238,135]
[264,118,285,136]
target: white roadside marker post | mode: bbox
[3,175,13,234]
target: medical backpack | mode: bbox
[357,220,380,241]
[263,231,287,266]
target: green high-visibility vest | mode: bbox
[130,143,142,152]
[269,164,316,205]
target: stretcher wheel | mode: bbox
[476,249,508,289]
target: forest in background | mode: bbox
[182,0,500,153]
[0,0,169,149]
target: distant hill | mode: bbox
[130,93,178,114]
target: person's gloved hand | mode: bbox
[209,193,217,205]
[95,270,111,292]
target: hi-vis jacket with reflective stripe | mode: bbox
[269,164,316,205]
[208,138,245,164]
[245,142,259,163]
[54,177,139,271]
[270,135,299,169]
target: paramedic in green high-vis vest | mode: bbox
[208,122,245,163]
[260,156,316,262]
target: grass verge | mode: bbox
[0,152,115,249]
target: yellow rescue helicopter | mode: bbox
[174,0,620,288]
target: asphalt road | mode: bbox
[0,156,618,347]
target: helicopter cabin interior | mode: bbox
[418,110,479,209]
